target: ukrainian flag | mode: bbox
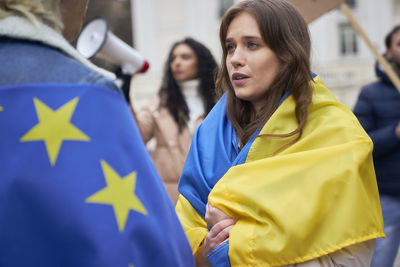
[176,75,384,266]
[0,83,195,267]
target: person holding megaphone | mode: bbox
[0,0,196,266]
[75,18,217,205]
[76,17,150,102]
[133,38,218,204]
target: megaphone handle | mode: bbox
[115,67,132,103]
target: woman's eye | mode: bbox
[182,54,192,60]
[248,42,259,48]
[226,44,235,52]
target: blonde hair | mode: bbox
[0,0,62,31]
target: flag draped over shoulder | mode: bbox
[176,75,384,266]
[0,83,195,267]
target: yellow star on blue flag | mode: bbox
[0,83,195,266]
[86,160,147,232]
[20,97,90,166]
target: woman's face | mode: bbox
[225,12,280,112]
[170,43,199,82]
[60,0,89,42]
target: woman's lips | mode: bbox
[233,78,249,86]
[173,71,183,76]
[232,72,249,86]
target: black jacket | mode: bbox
[353,62,400,196]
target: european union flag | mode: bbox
[0,83,195,267]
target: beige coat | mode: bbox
[284,239,375,267]
[135,98,203,204]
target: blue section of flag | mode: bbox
[178,90,291,266]
[0,83,195,267]
[179,90,291,219]
[207,240,230,267]
[178,95,236,219]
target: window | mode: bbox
[339,23,358,56]
[346,0,356,9]
[219,0,234,17]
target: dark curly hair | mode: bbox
[159,37,218,131]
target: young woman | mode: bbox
[135,38,218,204]
[176,0,384,266]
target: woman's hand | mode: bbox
[396,122,400,140]
[205,202,232,228]
[195,218,236,266]
[204,218,235,254]
[194,203,236,266]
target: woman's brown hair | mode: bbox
[216,0,313,150]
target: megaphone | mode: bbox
[76,17,149,75]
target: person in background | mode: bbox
[134,37,218,204]
[353,25,400,267]
[176,0,384,266]
[0,0,194,266]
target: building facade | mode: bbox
[128,0,398,109]
[310,0,394,108]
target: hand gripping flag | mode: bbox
[0,83,195,267]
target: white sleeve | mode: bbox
[282,240,375,267]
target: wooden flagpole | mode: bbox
[340,3,400,93]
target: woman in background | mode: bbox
[135,37,218,204]
[176,0,384,266]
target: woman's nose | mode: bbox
[230,49,245,68]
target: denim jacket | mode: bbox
[0,16,120,93]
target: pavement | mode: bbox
[394,247,400,267]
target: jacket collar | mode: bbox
[375,57,400,89]
[0,16,115,80]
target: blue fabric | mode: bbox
[178,95,253,219]
[178,95,252,267]
[0,36,121,94]
[207,240,231,267]
[371,195,400,267]
[179,89,292,218]
[0,83,195,267]
[178,90,291,267]
[353,62,400,197]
